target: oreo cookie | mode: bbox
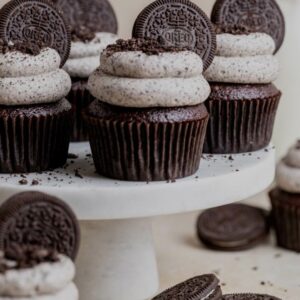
[0,0,71,66]
[0,192,80,260]
[52,0,118,34]
[132,0,216,71]
[211,0,285,53]
[152,274,222,300]
[223,294,281,300]
[197,204,270,251]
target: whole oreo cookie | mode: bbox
[0,192,80,260]
[223,294,281,300]
[0,0,71,66]
[197,204,270,251]
[152,274,222,300]
[132,0,216,71]
[211,0,285,53]
[52,0,118,34]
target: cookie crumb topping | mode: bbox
[105,38,190,56]
[214,24,255,35]
[0,244,59,273]
[71,26,96,43]
[0,39,44,56]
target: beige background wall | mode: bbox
[0,0,298,158]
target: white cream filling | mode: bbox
[64,56,99,78]
[100,50,203,78]
[0,255,75,297]
[88,70,210,108]
[204,55,279,84]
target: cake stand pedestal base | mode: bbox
[76,218,159,300]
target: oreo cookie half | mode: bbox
[0,0,71,66]
[152,274,222,300]
[0,192,80,260]
[197,204,270,251]
[211,0,285,53]
[132,0,216,71]
[223,294,282,300]
[51,0,118,34]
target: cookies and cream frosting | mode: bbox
[0,48,71,106]
[64,32,118,78]
[204,32,279,84]
[88,39,211,108]
[0,254,76,298]
[276,141,300,193]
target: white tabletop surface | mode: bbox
[153,193,298,300]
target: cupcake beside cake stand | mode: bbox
[0,142,275,300]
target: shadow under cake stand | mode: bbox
[0,142,275,300]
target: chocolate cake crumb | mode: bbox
[18,179,28,185]
[71,26,96,43]
[105,38,189,56]
[214,24,255,35]
[0,39,44,56]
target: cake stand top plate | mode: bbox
[0,143,275,220]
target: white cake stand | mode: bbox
[0,143,275,300]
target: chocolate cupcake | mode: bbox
[0,0,72,173]
[84,39,210,181]
[203,1,284,154]
[0,245,78,299]
[204,26,281,154]
[57,0,119,141]
[270,141,300,252]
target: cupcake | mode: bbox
[270,141,300,252]
[84,39,210,181]
[0,0,72,173]
[55,0,119,141]
[64,27,118,141]
[203,25,281,154]
[0,244,78,299]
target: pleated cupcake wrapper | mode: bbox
[0,107,72,173]
[204,95,280,154]
[84,115,209,181]
[67,81,94,142]
[271,197,300,252]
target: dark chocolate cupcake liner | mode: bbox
[0,100,72,173]
[84,114,209,181]
[204,95,280,154]
[270,190,300,252]
[67,79,94,142]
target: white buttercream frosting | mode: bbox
[216,33,276,57]
[100,50,203,78]
[88,47,210,108]
[0,283,79,300]
[205,55,279,84]
[276,141,300,193]
[0,48,71,106]
[64,32,118,78]
[204,33,279,84]
[0,255,75,297]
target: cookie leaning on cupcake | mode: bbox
[53,0,119,141]
[84,0,216,182]
[203,0,284,154]
[0,0,73,173]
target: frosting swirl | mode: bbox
[88,41,210,108]
[0,48,71,106]
[64,32,118,78]
[276,141,300,193]
[205,33,279,84]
